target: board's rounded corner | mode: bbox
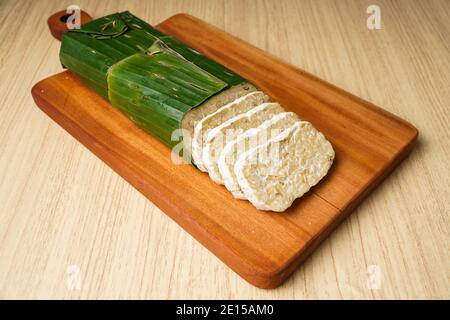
[237,258,300,289]
[410,124,419,144]
[403,122,419,153]
[241,272,285,290]
[31,80,43,98]
[30,80,49,112]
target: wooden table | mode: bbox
[0,0,448,299]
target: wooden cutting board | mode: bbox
[31,13,418,289]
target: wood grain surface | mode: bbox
[1,0,449,298]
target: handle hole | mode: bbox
[59,14,71,23]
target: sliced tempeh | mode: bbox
[180,83,257,160]
[203,102,285,184]
[235,121,335,212]
[192,91,269,171]
[218,112,299,199]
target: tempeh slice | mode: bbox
[234,121,334,212]
[180,83,257,159]
[192,91,269,171]
[203,102,285,184]
[218,112,299,199]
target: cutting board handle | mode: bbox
[47,9,92,41]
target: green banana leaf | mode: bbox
[59,11,248,148]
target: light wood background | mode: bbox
[0,0,448,299]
